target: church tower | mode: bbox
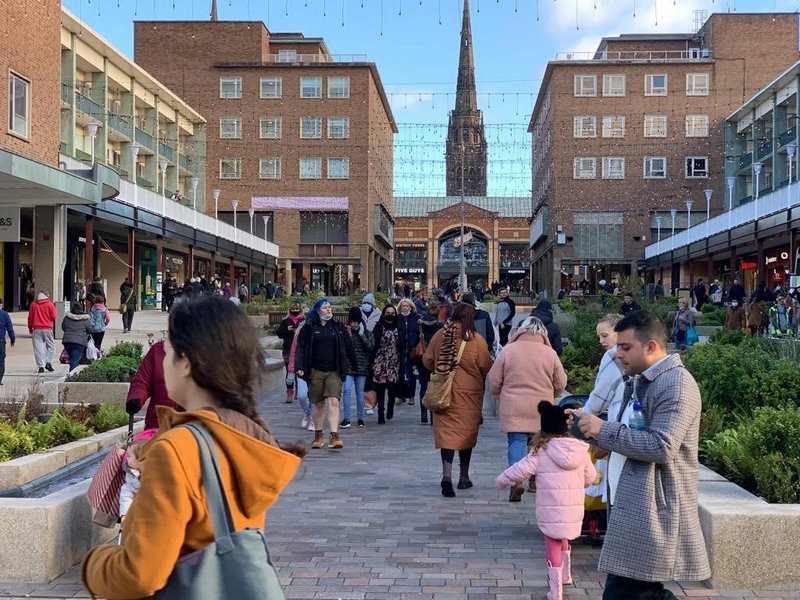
[446,0,488,196]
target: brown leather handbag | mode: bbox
[409,323,427,363]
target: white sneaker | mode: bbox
[366,409,374,415]
[307,419,316,431]
[301,415,310,429]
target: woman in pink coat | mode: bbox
[496,401,596,600]
[489,316,567,501]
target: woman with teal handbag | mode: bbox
[672,298,697,350]
[82,296,305,599]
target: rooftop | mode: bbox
[394,196,530,219]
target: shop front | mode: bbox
[438,228,489,290]
[164,251,188,286]
[139,246,158,310]
[394,243,428,290]
[499,244,529,289]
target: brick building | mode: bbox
[133,20,396,294]
[529,12,800,296]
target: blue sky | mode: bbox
[63,0,799,196]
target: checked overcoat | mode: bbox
[595,353,711,583]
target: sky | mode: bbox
[62,0,800,196]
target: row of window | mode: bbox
[573,156,709,179]
[219,157,350,180]
[573,115,709,138]
[220,76,350,99]
[219,116,350,140]
[574,73,710,97]
[8,72,29,139]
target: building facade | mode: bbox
[133,20,396,295]
[529,13,800,296]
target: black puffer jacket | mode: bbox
[348,327,374,376]
[520,306,563,355]
[295,317,356,380]
[418,314,443,344]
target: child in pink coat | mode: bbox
[495,401,596,600]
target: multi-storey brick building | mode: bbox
[529,12,800,296]
[133,20,396,294]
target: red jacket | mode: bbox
[126,341,182,429]
[28,298,57,331]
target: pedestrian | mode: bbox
[751,280,773,304]
[489,316,567,502]
[494,287,516,347]
[370,304,402,424]
[295,297,355,449]
[28,289,57,373]
[277,302,305,403]
[119,278,136,333]
[341,307,374,429]
[82,295,304,599]
[422,302,493,497]
[416,300,443,424]
[522,299,562,355]
[725,299,746,331]
[654,279,665,299]
[87,276,105,306]
[582,314,625,421]
[727,278,745,305]
[436,289,453,322]
[125,340,183,430]
[495,401,595,600]
[768,293,794,337]
[747,299,767,336]
[88,295,111,352]
[165,277,178,312]
[395,298,420,406]
[671,298,695,350]
[61,302,94,372]
[360,292,381,331]
[238,282,248,304]
[287,319,315,431]
[692,278,707,310]
[709,279,723,306]
[222,282,232,300]
[574,310,710,599]
[0,298,15,385]
[618,292,642,316]
[460,292,495,351]
[413,288,427,314]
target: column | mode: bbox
[359,246,371,293]
[729,246,737,281]
[429,239,438,290]
[551,251,561,299]
[284,258,293,294]
[229,256,235,285]
[210,252,216,280]
[156,237,165,311]
[707,254,714,284]
[32,206,68,302]
[246,262,252,294]
[188,245,195,278]
[127,228,135,282]
[84,216,94,282]
[757,238,765,284]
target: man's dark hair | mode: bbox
[624,292,633,298]
[614,310,668,350]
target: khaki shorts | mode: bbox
[307,370,343,404]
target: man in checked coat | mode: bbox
[575,310,710,599]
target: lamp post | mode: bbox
[459,141,466,292]
[704,188,713,237]
[248,207,255,236]
[686,200,694,230]
[787,143,797,211]
[753,161,763,220]
[655,215,663,242]
[670,208,677,237]
[189,176,199,228]
[212,188,221,235]
[232,199,239,244]
[726,176,736,229]
[159,157,168,217]
[130,144,140,206]
[84,123,99,165]
[262,215,270,240]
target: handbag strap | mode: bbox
[182,422,237,554]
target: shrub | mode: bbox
[105,341,144,363]
[86,404,128,432]
[708,328,744,346]
[697,306,726,325]
[560,312,605,370]
[66,356,141,382]
[565,366,597,395]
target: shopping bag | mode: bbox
[295,378,309,403]
[59,348,70,364]
[86,338,100,362]
[86,416,133,527]
[686,325,699,346]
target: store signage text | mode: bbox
[0,208,20,242]
[395,268,425,274]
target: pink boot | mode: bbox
[561,545,572,585]
[547,564,563,600]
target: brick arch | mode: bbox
[434,223,492,242]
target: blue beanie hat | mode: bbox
[312,297,331,315]
[362,293,376,306]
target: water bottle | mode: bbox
[628,400,648,431]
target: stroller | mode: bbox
[558,394,608,545]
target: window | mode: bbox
[685,114,709,137]
[259,157,281,179]
[277,49,297,63]
[602,116,625,138]
[644,115,667,137]
[300,77,322,98]
[573,211,624,259]
[573,157,596,179]
[328,76,350,98]
[602,74,626,97]
[260,116,282,139]
[643,157,667,179]
[685,156,708,178]
[300,117,322,139]
[8,72,29,138]
[327,157,350,179]
[602,157,625,179]
[219,157,241,179]
[574,75,597,97]
[219,117,241,139]
[219,77,241,99]
[645,74,667,96]
[573,116,597,138]
[300,212,348,244]
[300,157,322,179]
[686,73,710,96]
[260,77,282,98]
[327,117,350,139]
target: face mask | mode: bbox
[384,315,395,322]
[731,302,738,308]
[320,313,333,321]
[362,303,373,313]
[400,310,411,317]
[290,310,301,316]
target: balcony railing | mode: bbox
[738,152,753,170]
[136,177,153,189]
[755,140,774,161]
[645,179,800,259]
[134,128,155,149]
[555,50,710,62]
[108,112,131,138]
[158,142,176,163]
[778,127,797,148]
[178,153,193,172]
[264,53,367,64]
[75,93,103,120]
[61,83,73,105]
[117,179,279,257]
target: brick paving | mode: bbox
[1,346,799,598]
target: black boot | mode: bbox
[441,479,456,497]
[377,394,386,424]
[457,463,473,490]
[386,396,395,421]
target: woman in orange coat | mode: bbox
[423,302,493,497]
[82,295,304,599]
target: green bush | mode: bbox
[105,341,144,363]
[708,328,744,346]
[66,356,141,382]
[698,306,726,325]
[565,366,597,395]
[86,404,128,432]
[560,312,605,370]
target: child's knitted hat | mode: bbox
[538,401,568,435]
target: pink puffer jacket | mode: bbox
[495,437,595,540]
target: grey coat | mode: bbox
[595,353,711,583]
[61,313,93,346]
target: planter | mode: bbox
[41,381,130,406]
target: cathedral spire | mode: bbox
[456,0,477,112]
[210,0,218,21]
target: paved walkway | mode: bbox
[0,308,797,598]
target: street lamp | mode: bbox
[753,161,763,219]
[232,199,239,244]
[670,208,677,236]
[84,123,100,165]
[159,157,168,197]
[262,215,270,240]
[686,200,694,229]
[726,176,736,229]
[704,188,713,237]
[459,141,466,292]
[248,207,255,236]
[130,144,140,206]
[212,188,221,235]
[655,215,663,242]
[787,143,796,211]
[189,177,200,210]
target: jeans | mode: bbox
[507,432,531,466]
[401,358,417,398]
[64,342,84,371]
[418,365,431,419]
[376,382,396,421]
[342,374,366,420]
[603,574,678,599]
[498,324,511,347]
[122,309,134,332]
[0,341,5,383]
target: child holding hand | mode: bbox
[119,428,158,520]
[495,401,596,600]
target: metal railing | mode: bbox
[75,93,103,120]
[117,179,279,257]
[778,127,797,148]
[134,128,155,149]
[645,179,800,259]
[555,50,710,62]
[61,83,73,105]
[265,53,367,63]
[755,140,774,161]
[158,142,176,163]
[738,152,753,171]
[108,112,131,138]
[178,153,193,172]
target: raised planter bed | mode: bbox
[41,381,130,406]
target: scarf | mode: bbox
[435,320,468,374]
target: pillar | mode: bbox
[284,258,293,293]
[127,228,135,283]
[707,253,715,284]
[84,216,94,282]
[188,245,195,278]
[757,238,765,285]
[729,246,737,281]
[210,252,216,280]
[229,256,235,285]
[32,206,68,302]
[429,239,438,290]
[247,262,252,294]
[359,246,371,293]
[551,251,561,299]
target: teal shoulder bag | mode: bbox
[151,422,286,599]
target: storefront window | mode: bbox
[164,252,187,285]
[439,229,488,266]
[140,246,157,309]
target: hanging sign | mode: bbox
[0,208,20,242]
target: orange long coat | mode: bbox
[422,325,493,450]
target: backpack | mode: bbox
[89,306,106,332]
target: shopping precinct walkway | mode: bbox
[0,310,797,599]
